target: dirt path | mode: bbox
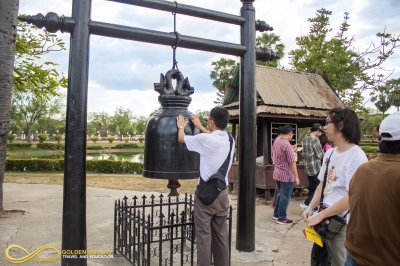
[4,172,198,194]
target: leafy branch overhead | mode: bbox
[13,21,67,98]
[290,8,400,112]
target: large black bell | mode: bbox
[143,69,200,195]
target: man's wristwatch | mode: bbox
[178,126,184,129]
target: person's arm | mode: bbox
[314,139,324,160]
[307,195,349,226]
[191,115,209,133]
[289,161,300,185]
[177,115,187,144]
[302,183,322,222]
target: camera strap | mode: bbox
[319,148,350,219]
[319,149,335,209]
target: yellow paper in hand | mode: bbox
[304,227,323,247]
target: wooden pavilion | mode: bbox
[223,65,344,198]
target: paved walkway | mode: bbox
[0,183,311,265]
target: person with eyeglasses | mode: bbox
[302,107,368,266]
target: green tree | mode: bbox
[371,85,392,118]
[0,0,19,212]
[256,33,285,67]
[12,90,64,143]
[133,116,148,135]
[210,58,237,105]
[195,110,210,128]
[88,112,111,136]
[387,78,400,111]
[290,8,400,111]
[14,22,67,97]
[110,108,135,138]
[359,109,383,136]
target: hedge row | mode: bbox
[114,143,140,149]
[5,159,143,174]
[36,143,64,150]
[7,143,33,149]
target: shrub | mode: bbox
[6,158,143,174]
[7,143,32,149]
[37,134,48,143]
[361,146,378,154]
[54,134,63,144]
[124,137,130,143]
[87,145,103,150]
[86,160,143,174]
[8,134,16,143]
[107,136,115,144]
[36,143,64,150]
[138,137,144,143]
[114,143,140,149]
[90,135,100,143]
[5,159,64,172]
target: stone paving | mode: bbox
[0,183,311,265]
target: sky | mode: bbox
[19,0,400,117]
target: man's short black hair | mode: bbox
[328,107,361,145]
[210,107,230,130]
[278,125,294,135]
[379,140,400,154]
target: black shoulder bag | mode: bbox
[313,149,348,240]
[196,135,233,205]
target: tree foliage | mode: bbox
[12,89,64,142]
[290,8,400,111]
[14,22,67,97]
[256,33,285,67]
[209,58,237,105]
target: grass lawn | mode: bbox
[4,172,198,194]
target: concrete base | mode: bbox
[0,183,311,265]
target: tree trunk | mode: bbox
[0,0,19,212]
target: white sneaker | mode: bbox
[299,202,308,211]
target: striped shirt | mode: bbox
[301,134,324,176]
[272,137,296,182]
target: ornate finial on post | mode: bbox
[256,48,280,62]
[240,0,255,4]
[18,12,74,33]
[255,20,274,32]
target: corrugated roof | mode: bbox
[227,106,329,118]
[255,66,343,109]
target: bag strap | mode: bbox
[319,148,350,219]
[200,134,233,184]
[320,149,335,206]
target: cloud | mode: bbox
[87,81,217,116]
[19,0,400,116]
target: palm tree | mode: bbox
[0,0,19,212]
[256,33,285,67]
[209,58,237,105]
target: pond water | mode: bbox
[23,152,144,163]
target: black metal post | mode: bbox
[62,0,91,265]
[237,0,256,252]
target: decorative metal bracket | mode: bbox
[256,20,273,32]
[257,47,280,61]
[18,12,75,33]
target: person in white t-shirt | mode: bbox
[302,107,368,266]
[177,107,235,266]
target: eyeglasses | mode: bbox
[325,120,333,125]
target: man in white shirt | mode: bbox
[177,107,235,266]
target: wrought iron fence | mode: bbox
[114,193,233,266]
